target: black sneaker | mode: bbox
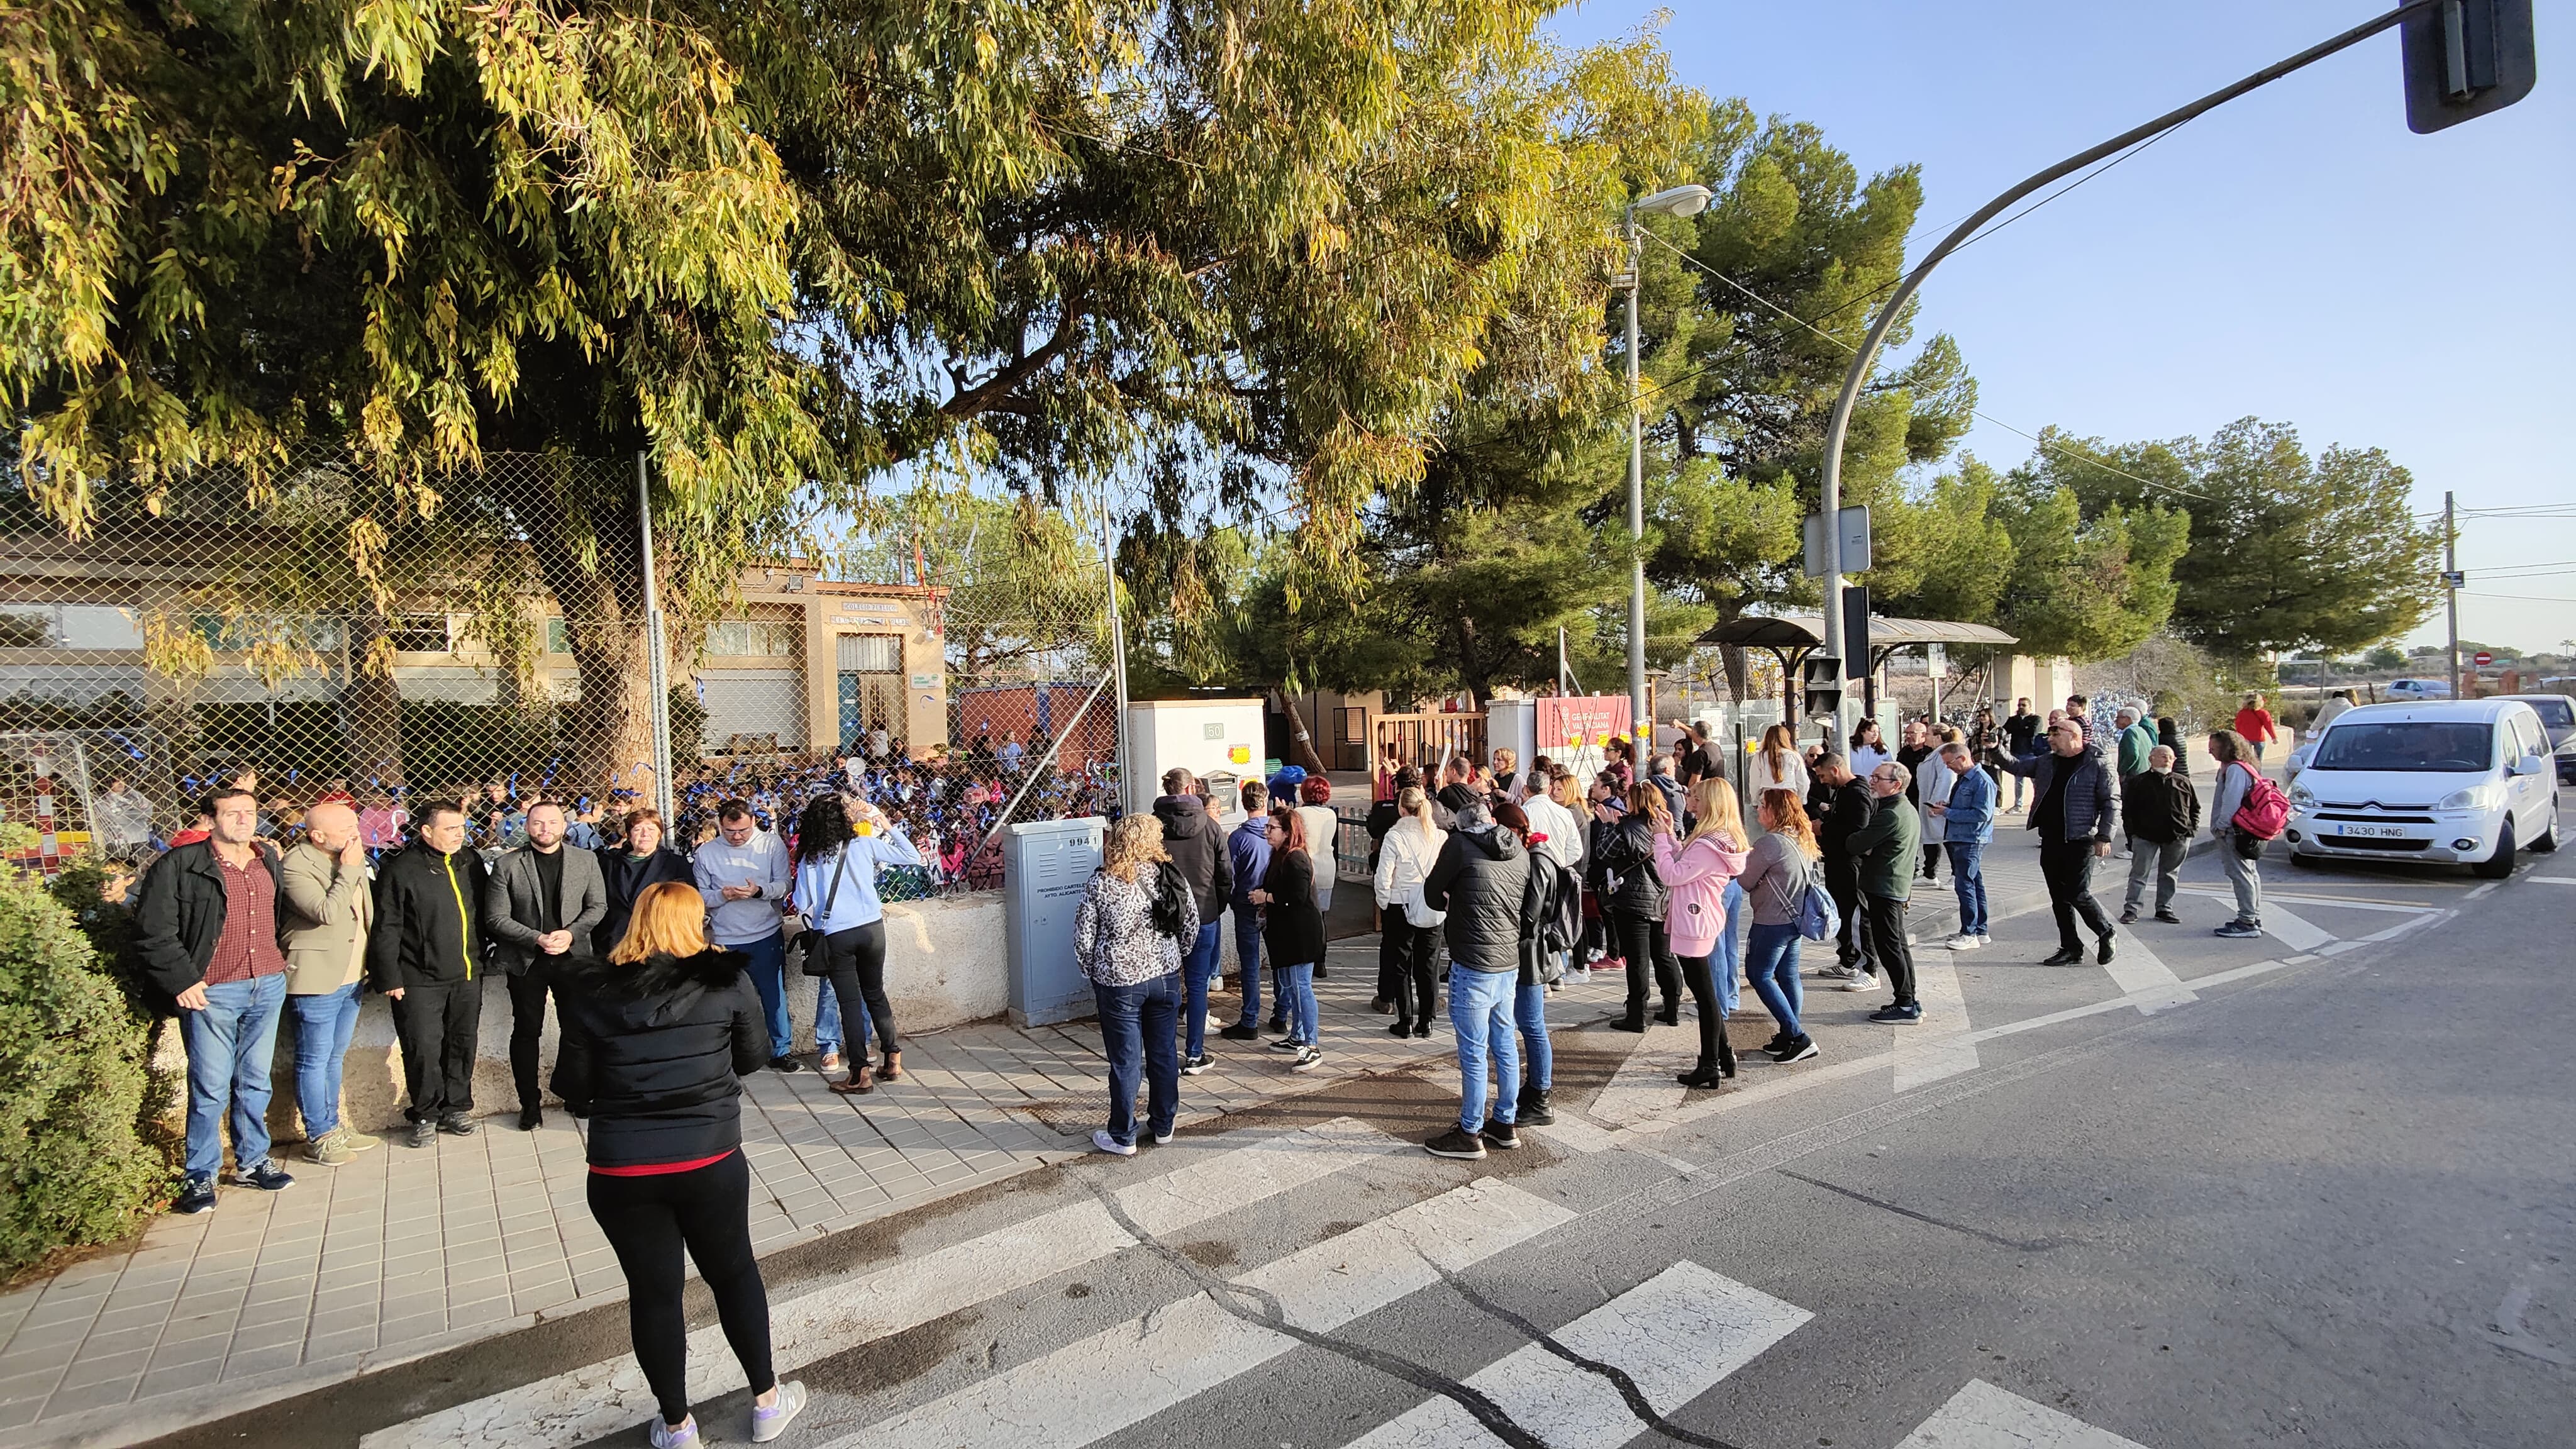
[1516,1089,1555,1126]
[1411,1023,1431,1039]
[1424,1126,1489,1160]
[2118,907,2139,925]
[2154,911,2182,924]
[1267,1018,1288,1035]
[1270,1036,1307,1052]
[517,1107,543,1131]
[2215,921,2263,939]
[1180,1053,1213,1076]
[2097,933,2117,965]
[240,1161,295,1192]
[1389,1021,1413,1037]
[173,1178,217,1214]
[1480,1121,1520,1150]
[2040,947,2085,966]
[407,1119,437,1148]
[769,1055,804,1074]
[1770,1035,1819,1063]
[1868,1004,1923,1024]
[437,1114,477,1137]
[1219,1023,1260,1041]
[1761,1031,1791,1054]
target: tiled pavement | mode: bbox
[0,811,2132,1447]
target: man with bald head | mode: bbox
[280,799,377,1165]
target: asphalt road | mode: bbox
[139,804,2574,1449]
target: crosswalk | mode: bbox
[1894,1379,2153,1447]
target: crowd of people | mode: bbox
[1065,689,2285,1164]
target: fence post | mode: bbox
[1098,496,1130,813]
[637,452,675,821]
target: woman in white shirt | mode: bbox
[1746,723,1808,803]
[1294,777,1342,916]
[1371,787,1447,1036]
[1519,768,1585,870]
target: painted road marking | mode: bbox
[365,1119,1404,1449]
[816,1179,1577,1449]
[1894,1378,2153,1447]
[1338,1261,1809,1449]
[1588,1024,1689,1126]
[2177,889,2438,914]
[1895,953,1980,1092]
[2527,875,2576,884]
[2257,904,2334,953]
[2099,930,2197,1014]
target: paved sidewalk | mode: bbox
[0,941,1630,1447]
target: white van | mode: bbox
[2285,699,2560,877]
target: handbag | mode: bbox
[1402,886,1447,930]
[795,850,852,975]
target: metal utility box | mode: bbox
[1002,815,1107,1028]
[1485,700,1535,774]
[1124,698,1267,818]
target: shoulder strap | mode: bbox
[821,847,852,916]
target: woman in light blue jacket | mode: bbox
[793,794,925,1094]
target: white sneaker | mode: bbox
[1291,1046,1324,1072]
[1091,1129,1137,1157]
[750,1382,807,1444]
[1946,933,1984,952]
[1837,973,1879,992]
[1977,934,1992,947]
[649,1415,698,1449]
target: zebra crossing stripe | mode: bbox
[1894,1379,2153,1448]
[816,1179,1577,1449]
[1895,954,1980,1092]
[2098,930,2197,1014]
[1337,1260,1810,1449]
[362,1118,1404,1449]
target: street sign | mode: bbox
[2401,0,2536,135]
[2473,651,2493,666]
[2441,570,2467,588]
[1802,506,1872,578]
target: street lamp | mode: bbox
[1623,184,1712,750]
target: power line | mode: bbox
[2462,591,2576,604]
[1639,230,2211,503]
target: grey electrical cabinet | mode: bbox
[1004,815,1108,1028]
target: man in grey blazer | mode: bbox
[483,798,606,1130]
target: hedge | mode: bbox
[0,874,165,1277]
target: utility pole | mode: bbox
[1623,216,1649,752]
[2445,489,2461,698]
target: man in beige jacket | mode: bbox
[279,801,378,1164]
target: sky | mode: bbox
[1542,1,2573,657]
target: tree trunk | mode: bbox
[522,480,660,808]
[1272,689,1330,775]
[1721,641,1749,705]
[340,605,405,786]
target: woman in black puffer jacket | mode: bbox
[1589,781,1680,1032]
[555,882,805,1448]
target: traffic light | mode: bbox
[2402,0,2536,135]
[1801,655,1843,718]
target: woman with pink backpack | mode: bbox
[2207,728,2279,940]
[1655,777,1751,1089]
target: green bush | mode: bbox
[0,875,165,1277]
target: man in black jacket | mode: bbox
[1993,721,2119,965]
[2119,745,2200,925]
[2001,697,2043,812]
[485,799,608,1130]
[1153,770,1234,1074]
[131,786,297,1213]
[1418,802,1542,1161]
[1809,753,1877,988]
[370,803,494,1146]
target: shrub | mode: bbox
[0,875,165,1277]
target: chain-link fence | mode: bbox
[2,448,1125,897]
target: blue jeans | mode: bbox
[1279,961,1318,1045]
[1449,968,1518,1132]
[1231,904,1265,1029]
[733,931,791,1058]
[1745,921,1805,1039]
[1714,878,1746,1017]
[288,980,362,1139]
[814,979,866,1057]
[1096,974,1181,1147]
[1180,921,1223,1057]
[1513,981,1552,1094]
[1946,841,1989,936]
[179,973,288,1182]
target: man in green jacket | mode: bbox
[1846,761,1922,1024]
[2114,707,2155,860]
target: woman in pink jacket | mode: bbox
[1655,777,1750,1089]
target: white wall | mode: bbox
[1124,699,1266,816]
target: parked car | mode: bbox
[2384,677,2455,701]
[2501,694,2576,785]
[2285,699,2560,878]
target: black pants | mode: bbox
[506,963,590,1112]
[1610,909,1680,1022]
[1860,894,1916,1008]
[1921,839,1942,882]
[1826,863,1870,972]
[391,979,482,1122]
[813,920,897,1057]
[2040,838,2114,951]
[586,1150,774,1427]
[1675,952,1736,1075]
[1379,919,1438,1027]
